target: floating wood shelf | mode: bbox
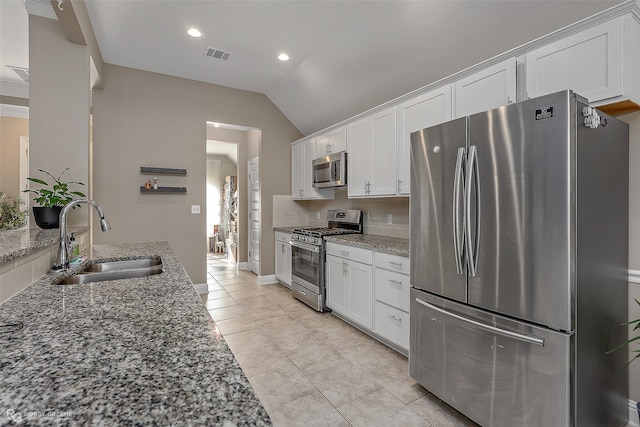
[140,167,187,175]
[140,186,187,193]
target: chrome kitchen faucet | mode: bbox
[53,199,111,270]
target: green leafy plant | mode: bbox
[23,167,86,207]
[607,299,640,368]
[0,192,28,230]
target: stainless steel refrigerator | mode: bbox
[409,90,629,427]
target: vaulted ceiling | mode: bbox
[1,0,626,135]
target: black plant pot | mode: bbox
[32,206,63,229]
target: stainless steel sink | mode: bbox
[53,257,163,285]
[82,257,162,273]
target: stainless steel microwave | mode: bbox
[312,151,347,188]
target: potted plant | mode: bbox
[0,192,28,230]
[607,299,640,417]
[23,167,86,229]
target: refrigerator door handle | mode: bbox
[465,145,481,276]
[415,297,545,346]
[453,147,466,274]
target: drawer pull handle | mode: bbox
[388,279,403,286]
[388,315,402,322]
[388,261,403,267]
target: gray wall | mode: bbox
[91,64,301,284]
[29,15,89,226]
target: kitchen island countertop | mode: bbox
[0,241,270,426]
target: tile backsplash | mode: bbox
[273,191,409,239]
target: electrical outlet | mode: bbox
[387,214,393,224]
[317,211,321,220]
[191,205,201,214]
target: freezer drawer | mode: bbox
[410,289,572,427]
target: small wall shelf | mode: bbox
[140,186,187,193]
[140,167,187,176]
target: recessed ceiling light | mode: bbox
[188,28,202,38]
[278,53,290,61]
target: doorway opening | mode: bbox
[205,121,261,272]
[206,140,238,265]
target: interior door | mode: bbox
[410,117,468,303]
[248,157,260,274]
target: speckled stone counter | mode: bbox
[0,241,271,426]
[0,226,89,264]
[273,226,300,233]
[324,234,409,257]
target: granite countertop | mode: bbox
[324,234,410,257]
[273,226,299,233]
[0,226,89,264]
[0,241,270,426]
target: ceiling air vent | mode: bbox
[7,66,29,83]
[204,47,232,61]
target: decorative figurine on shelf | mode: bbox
[153,177,158,189]
[144,180,152,189]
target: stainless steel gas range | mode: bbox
[289,209,363,312]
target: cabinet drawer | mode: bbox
[326,242,372,265]
[275,231,292,243]
[374,252,409,274]
[374,301,409,350]
[375,267,410,312]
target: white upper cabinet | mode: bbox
[348,106,397,198]
[291,138,334,200]
[525,17,632,105]
[396,85,453,195]
[291,141,305,199]
[454,57,517,118]
[316,126,347,155]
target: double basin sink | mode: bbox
[54,257,163,285]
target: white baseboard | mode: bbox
[628,399,639,427]
[236,262,248,271]
[257,274,279,285]
[193,282,208,294]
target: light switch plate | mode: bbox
[317,212,321,219]
[191,205,201,214]
[387,214,393,224]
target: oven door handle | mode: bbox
[289,240,320,253]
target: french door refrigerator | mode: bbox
[409,90,629,427]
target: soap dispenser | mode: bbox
[69,233,80,258]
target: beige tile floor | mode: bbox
[202,253,478,427]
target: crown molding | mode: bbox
[0,104,29,119]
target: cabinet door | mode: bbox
[275,241,291,287]
[291,143,305,199]
[525,18,623,103]
[316,127,347,155]
[347,260,373,329]
[397,86,453,195]
[369,107,397,197]
[302,139,318,198]
[454,58,516,118]
[347,119,370,197]
[326,255,347,315]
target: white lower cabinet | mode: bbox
[373,252,411,350]
[374,301,409,350]
[326,242,373,329]
[274,231,292,288]
[326,241,410,353]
